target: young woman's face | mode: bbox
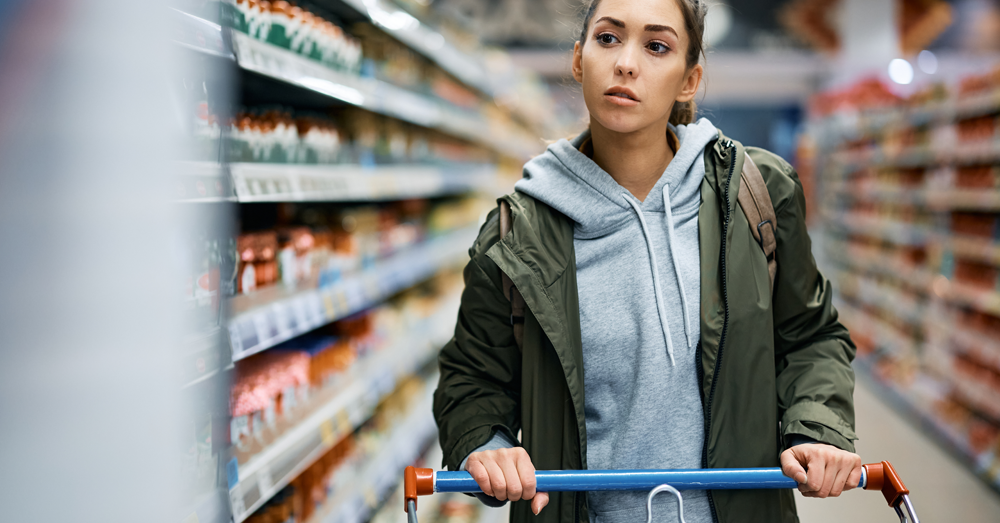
[573,0,702,134]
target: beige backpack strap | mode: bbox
[737,152,778,293]
[498,200,525,350]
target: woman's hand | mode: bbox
[780,443,863,498]
[466,447,549,514]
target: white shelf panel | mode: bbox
[338,0,491,96]
[230,162,496,202]
[227,299,454,523]
[231,32,535,160]
[227,224,477,361]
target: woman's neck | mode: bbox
[589,117,674,202]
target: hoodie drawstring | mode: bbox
[662,184,694,350]
[622,186,694,366]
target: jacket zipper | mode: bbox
[702,140,736,523]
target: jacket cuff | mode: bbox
[781,401,858,453]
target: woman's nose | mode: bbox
[615,44,638,77]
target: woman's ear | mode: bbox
[572,41,584,84]
[676,63,703,103]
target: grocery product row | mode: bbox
[174,5,538,162]
[179,197,483,388]
[225,274,459,522]
[808,66,1000,492]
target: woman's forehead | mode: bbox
[591,0,685,28]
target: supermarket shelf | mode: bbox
[830,141,1000,171]
[829,89,1000,138]
[228,300,456,523]
[935,279,1000,318]
[853,359,1000,492]
[231,32,536,161]
[829,184,1000,211]
[825,211,931,247]
[838,302,920,360]
[940,234,1000,266]
[176,162,236,203]
[337,0,491,96]
[171,8,235,60]
[231,162,496,203]
[227,224,477,361]
[304,386,438,523]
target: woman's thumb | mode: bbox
[531,492,549,515]
[780,449,808,484]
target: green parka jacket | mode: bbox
[432,133,858,523]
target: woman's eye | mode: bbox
[597,33,619,45]
[648,42,670,54]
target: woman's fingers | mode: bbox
[467,458,493,497]
[497,452,523,501]
[515,448,537,501]
[484,457,509,500]
[783,443,863,498]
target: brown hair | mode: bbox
[579,0,707,125]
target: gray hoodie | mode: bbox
[465,119,720,523]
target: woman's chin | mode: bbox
[591,111,653,135]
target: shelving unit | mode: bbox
[228,296,456,523]
[167,3,544,523]
[810,73,1000,492]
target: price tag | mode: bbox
[258,466,274,495]
[309,293,326,325]
[336,409,352,435]
[292,298,310,331]
[253,313,272,345]
[334,289,349,315]
[236,319,259,358]
[322,291,337,319]
[228,324,243,358]
[229,485,246,520]
[273,303,293,338]
[320,419,336,446]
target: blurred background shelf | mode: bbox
[336,0,491,96]
[227,297,455,523]
[227,224,476,361]
[231,162,496,202]
[231,32,534,161]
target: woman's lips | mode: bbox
[604,87,640,106]
[605,92,639,106]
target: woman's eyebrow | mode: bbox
[645,24,678,38]
[594,16,625,28]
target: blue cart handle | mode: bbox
[404,462,918,522]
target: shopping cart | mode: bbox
[402,461,919,523]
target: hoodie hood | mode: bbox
[516,118,720,238]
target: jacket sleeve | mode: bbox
[770,162,859,453]
[433,215,523,471]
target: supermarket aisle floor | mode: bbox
[795,377,1000,522]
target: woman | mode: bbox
[433,0,860,521]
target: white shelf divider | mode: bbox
[230,162,496,203]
